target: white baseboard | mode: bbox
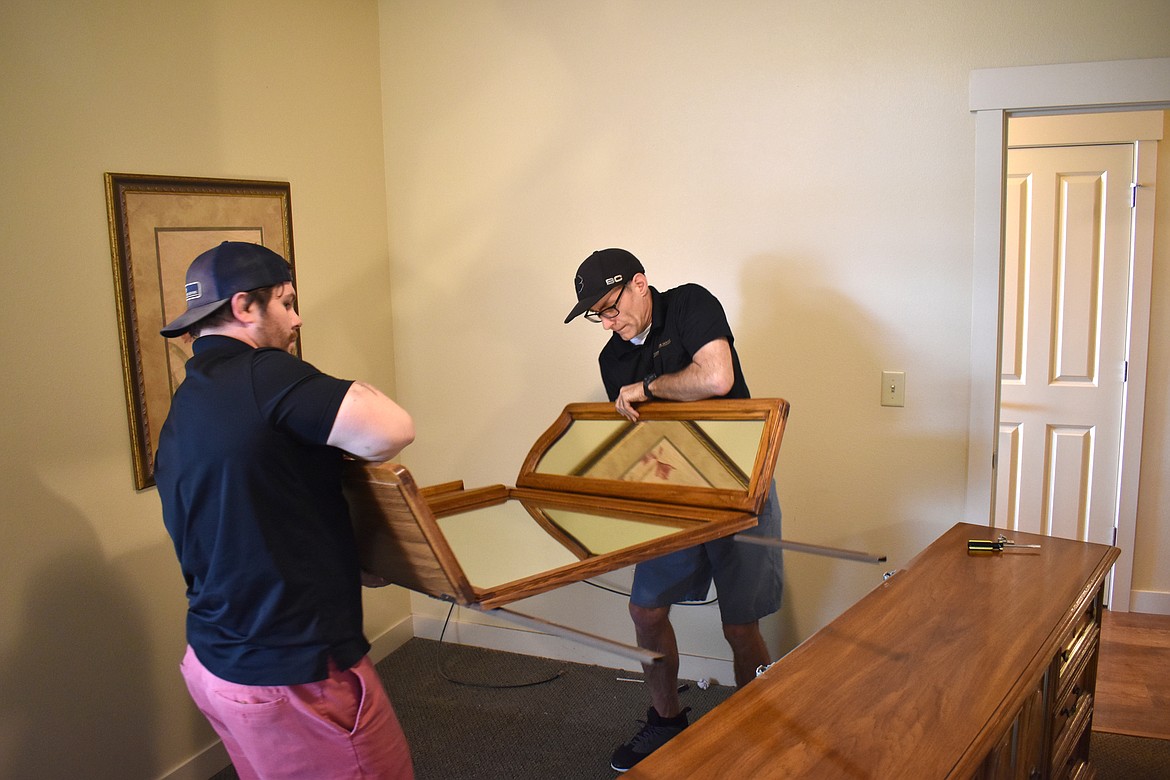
[412,611,736,687]
[1129,589,1170,615]
[158,740,231,780]
[369,613,417,662]
[159,615,415,780]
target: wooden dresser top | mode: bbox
[627,522,1119,779]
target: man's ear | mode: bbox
[229,291,257,323]
[631,272,650,294]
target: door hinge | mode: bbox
[1131,182,1140,207]
[1124,360,1129,382]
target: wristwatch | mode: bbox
[643,373,659,400]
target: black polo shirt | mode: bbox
[155,335,365,685]
[598,284,750,401]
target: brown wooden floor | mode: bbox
[1093,608,1170,740]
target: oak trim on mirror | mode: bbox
[344,398,790,611]
[516,399,789,514]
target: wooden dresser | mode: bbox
[627,522,1119,780]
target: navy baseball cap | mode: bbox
[160,241,292,337]
[564,248,645,323]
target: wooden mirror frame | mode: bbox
[344,399,789,610]
[515,398,789,515]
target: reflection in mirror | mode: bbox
[437,503,579,590]
[436,500,689,589]
[536,418,764,490]
[536,507,681,558]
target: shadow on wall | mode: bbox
[734,253,945,653]
[0,465,158,780]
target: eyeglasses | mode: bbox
[583,284,626,323]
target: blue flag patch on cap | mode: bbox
[185,281,202,302]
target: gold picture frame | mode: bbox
[104,173,296,489]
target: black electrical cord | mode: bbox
[435,602,565,688]
[582,578,720,606]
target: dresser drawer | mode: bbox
[1056,601,1099,695]
[1051,691,1093,774]
[1061,757,1093,780]
[1053,679,1092,750]
[1056,621,1098,706]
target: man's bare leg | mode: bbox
[723,620,770,687]
[630,603,682,716]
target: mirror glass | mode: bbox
[436,500,690,590]
[539,507,681,554]
[534,418,764,489]
[438,503,580,589]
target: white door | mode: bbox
[995,143,1134,546]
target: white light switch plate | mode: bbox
[881,371,905,407]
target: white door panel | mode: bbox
[997,144,1133,546]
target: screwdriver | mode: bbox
[968,535,1042,554]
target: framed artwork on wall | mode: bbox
[104,173,296,489]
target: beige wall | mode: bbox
[377,0,1170,666]
[2,0,1170,777]
[0,1,409,778]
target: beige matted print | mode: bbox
[572,420,749,490]
[105,173,295,489]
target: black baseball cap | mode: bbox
[564,248,645,323]
[160,241,293,337]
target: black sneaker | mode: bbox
[610,706,690,772]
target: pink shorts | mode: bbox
[180,646,414,780]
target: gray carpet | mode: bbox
[1090,731,1170,780]
[208,638,1170,779]
[377,638,733,780]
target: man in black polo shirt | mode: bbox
[564,248,783,772]
[155,242,416,779]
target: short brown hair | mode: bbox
[188,285,281,337]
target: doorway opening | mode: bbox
[967,58,1170,613]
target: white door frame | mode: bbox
[966,58,1170,610]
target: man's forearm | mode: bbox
[644,362,730,401]
[646,337,734,401]
[614,338,734,421]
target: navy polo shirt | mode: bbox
[598,284,750,402]
[155,335,364,685]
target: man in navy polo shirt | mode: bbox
[564,248,783,772]
[155,242,416,779]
